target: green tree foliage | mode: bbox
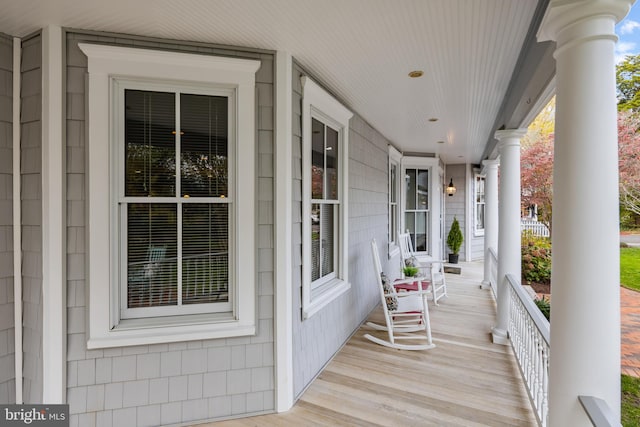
[617,54,640,111]
[521,96,555,149]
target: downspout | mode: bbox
[12,36,23,405]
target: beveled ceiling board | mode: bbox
[0,0,539,164]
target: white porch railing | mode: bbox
[507,273,550,427]
[521,219,550,237]
[487,247,498,298]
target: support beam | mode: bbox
[481,159,499,290]
[538,1,633,425]
[492,129,526,345]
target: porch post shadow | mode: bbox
[538,0,633,425]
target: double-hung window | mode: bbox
[116,82,233,319]
[80,44,260,348]
[301,76,352,319]
[474,174,486,235]
[404,168,430,253]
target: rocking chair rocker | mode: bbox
[364,239,435,351]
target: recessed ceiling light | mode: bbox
[437,140,445,144]
[428,118,438,122]
[408,70,424,78]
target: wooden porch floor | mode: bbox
[202,263,537,426]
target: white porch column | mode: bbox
[481,159,499,290]
[492,129,526,345]
[539,1,632,425]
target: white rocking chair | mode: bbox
[398,233,448,305]
[364,239,435,351]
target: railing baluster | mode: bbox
[506,274,550,427]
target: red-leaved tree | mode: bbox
[618,111,640,220]
[521,134,554,235]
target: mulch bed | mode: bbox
[529,281,550,297]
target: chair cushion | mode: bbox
[380,273,398,311]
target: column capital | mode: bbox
[494,128,527,151]
[538,0,633,45]
[481,159,500,174]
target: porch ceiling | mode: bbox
[1,0,542,164]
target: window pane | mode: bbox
[125,90,176,197]
[417,169,428,209]
[390,206,397,243]
[326,126,339,200]
[127,203,177,308]
[181,94,228,198]
[182,204,229,305]
[416,211,427,252]
[477,204,485,230]
[405,212,415,234]
[405,169,416,209]
[320,204,335,277]
[311,118,325,200]
[311,203,321,281]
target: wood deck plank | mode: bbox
[195,262,537,427]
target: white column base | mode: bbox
[480,280,491,290]
[491,327,509,346]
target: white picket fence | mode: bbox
[521,219,550,237]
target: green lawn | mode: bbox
[623,374,640,427]
[621,247,640,292]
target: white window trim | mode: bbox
[80,43,260,348]
[474,173,486,237]
[388,146,402,259]
[400,156,441,259]
[301,76,353,320]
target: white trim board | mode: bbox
[41,25,66,404]
[274,51,294,412]
[12,35,23,405]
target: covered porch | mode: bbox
[206,263,538,427]
[0,0,632,426]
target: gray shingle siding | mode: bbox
[21,33,43,405]
[291,61,389,397]
[0,33,15,405]
[65,31,275,426]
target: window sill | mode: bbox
[474,230,485,237]
[302,278,351,320]
[87,314,255,349]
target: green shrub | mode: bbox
[521,230,551,285]
[447,217,463,255]
[534,297,550,321]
